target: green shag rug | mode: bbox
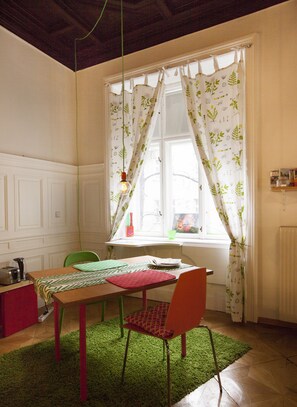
[0,318,251,407]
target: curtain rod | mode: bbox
[105,40,253,86]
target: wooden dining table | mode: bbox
[27,255,213,402]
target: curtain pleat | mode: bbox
[109,76,164,240]
[180,54,247,322]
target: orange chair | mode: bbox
[121,267,222,406]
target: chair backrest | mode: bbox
[63,250,100,267]
[165,267,206,337]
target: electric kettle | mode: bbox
[13,257,25,280]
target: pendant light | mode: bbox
[119,0,131,196]
[120,170,131,195]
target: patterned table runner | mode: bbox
[34,262,187,303]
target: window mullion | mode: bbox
[198,168,205,239]
[160,96,166,237]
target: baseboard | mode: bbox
[258,317,297,329]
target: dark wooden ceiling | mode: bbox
[0,0,289,71]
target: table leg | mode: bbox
[54,301,60,362]
[80,304,87,402]
[142,290,147,310]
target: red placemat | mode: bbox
[106,270,176,289]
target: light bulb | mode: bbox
[119,172,131,195]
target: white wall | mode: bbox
[0,27,76,165]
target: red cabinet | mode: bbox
[0,282,38,337]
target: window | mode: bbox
[128,81,227,241]
[110,50,241,242]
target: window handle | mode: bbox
[159,211,163,216]
[199,226,203,232]
[199,184,203,190]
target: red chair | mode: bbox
[121,267,222,406]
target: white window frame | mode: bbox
[127,76,231,243]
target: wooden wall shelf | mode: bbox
[271,186,297,192]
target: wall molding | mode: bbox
[0,152,76,175]
[0,153,80,272]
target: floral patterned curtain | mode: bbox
[109,76,164,240]
[180,54,247,322]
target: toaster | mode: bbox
[0,267,21,285]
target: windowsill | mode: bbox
[106,236,230,249]
[180,237,230,249]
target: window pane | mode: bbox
[133,143,162,234]
[204,185,228,238]
[165,92,189,136]
[167,140,199,234]
[129,86,229,241]
[152,113,160,140]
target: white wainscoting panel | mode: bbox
[24,254,44,274]
[79,164,105,232]
[14,175,43,231]
[79,164,107,256]
[0,174,7,232]
[48,178,67,228]
[81,179,101,226]
[0,242,9,253]
[0,153,80,280]
[67,179,78,229]
[9,237,45,251]
[48,250,70,269]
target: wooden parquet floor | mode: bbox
[1,297,297,406]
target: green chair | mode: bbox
[64,250,100,267]
[61,250,124,337]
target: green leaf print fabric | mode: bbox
[109,76,164,240]
[180,56,247,322]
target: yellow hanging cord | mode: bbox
[121,0,125,173]
[73,0,109,250]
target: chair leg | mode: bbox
[119,296,124,338]
[181,333,186,357]
[165,340,171,407]
[121,330,131,384]
[206,327,222,392]
[101,301,106,322]
[142,290,147,310]
[198,326,222,392]
[59,307,65,334]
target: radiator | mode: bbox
[279,226,297,323]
